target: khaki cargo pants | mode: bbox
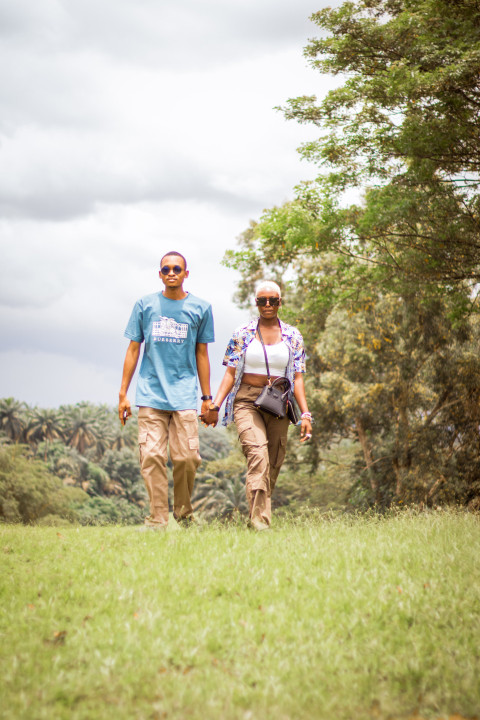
[138,406,201,527]
[234,384,289,526]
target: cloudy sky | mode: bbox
[0,0,337,409]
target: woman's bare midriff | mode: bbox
[241,372,282,387]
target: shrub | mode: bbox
[0,445,87,524]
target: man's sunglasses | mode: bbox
[256,296,280,307]
[160,265,183,275]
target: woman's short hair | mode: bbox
[255,280,282,298]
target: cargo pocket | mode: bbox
[180,412,201,459]
[188,436,199,451]
[237,423,260,458]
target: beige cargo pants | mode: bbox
[234,384,289,526]
[138,406,201,527]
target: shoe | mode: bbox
[249,518,270,532]
[174,514,197,528]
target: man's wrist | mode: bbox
[201,394,213,401]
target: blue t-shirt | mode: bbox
[124,291,215,411]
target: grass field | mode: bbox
[1,511,479,720]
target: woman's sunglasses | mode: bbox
[256,296,280,307]
[160,265,183,275]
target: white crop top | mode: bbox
[244,338,289,376]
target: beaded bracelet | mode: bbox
[301,412,312,420]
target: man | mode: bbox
[118,251,214,529]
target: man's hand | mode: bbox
[119,395,132,425]
[200,399,211,421]
[118,341,140,425]
[200,401,219,428]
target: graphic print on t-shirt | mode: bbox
[152,316,188,344]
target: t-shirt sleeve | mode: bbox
[197,304,215,343]
[124,300,144,342]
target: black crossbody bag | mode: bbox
[253,323,300,424]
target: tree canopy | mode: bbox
[224,0,480,509]
[234,0,480,287]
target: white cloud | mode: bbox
[0,0,338,407]
[0,0,325,66]
[0,350,120,408]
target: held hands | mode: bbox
[201,409,219,427]
[199,400,219,428]
[200,400,219,427]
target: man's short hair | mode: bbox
[160,251,187,270]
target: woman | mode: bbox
[203,281,312,530]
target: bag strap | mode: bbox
[256,321,272,384]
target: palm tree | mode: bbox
[110,417,138,451]
[193,474,248,521]
[0,397,27,442]
[63,404,99,456]
[25,407,65,459]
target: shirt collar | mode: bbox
[245,317,289,337]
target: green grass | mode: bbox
[1,511,479,720]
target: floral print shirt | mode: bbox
[222,318,306,426]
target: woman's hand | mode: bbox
[201,407,219,427]
[293,374,312,443]
[300,417,312,443]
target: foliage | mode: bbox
[0,399,248,525]
[315,290,480,507]
[194,475,249,521]
[198,424,233,462]
[99,447,147,504]
[193,441,249,521]
[275,0,480,285]
[72,495,145,526]
[62,402,102,456]
[0,445,87,524]
[0,397,27,442]
[225,0,480,293]
[24,407,64,447]
[228,231,480,508]
[224,0,480,509]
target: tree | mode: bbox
[268,0,480,285]
[40,440,89,488]
[99,447,147,505]
[313,287,480,507]
[0,445,86,524]
[25,408,64,459]
[223,0,480,509]
[193,475,249,521]
[0,398,26,442]
[72,496,144,526]
[62,403,100,455]
[226,218,480,508]
[193,445,249,520]
[198,425,233,462]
